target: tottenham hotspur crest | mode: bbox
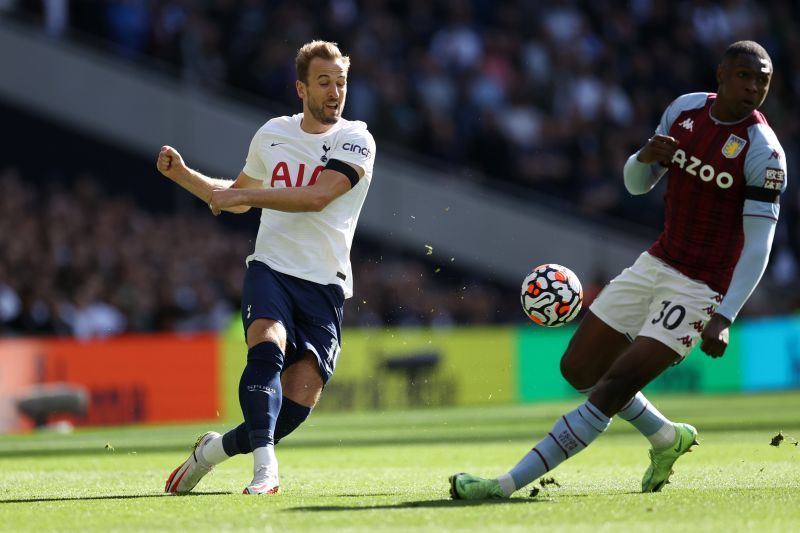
[722,134,747,159]
[321,142,331,163]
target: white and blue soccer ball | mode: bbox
[520,264,583,327]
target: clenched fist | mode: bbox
[156,145,188,181]
[637,134,679,167]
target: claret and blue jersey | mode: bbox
[648,92,787,294]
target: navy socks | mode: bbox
[238,342,284,450]
[274,397,312,443]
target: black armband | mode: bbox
[745,186,780,204]
[326,159,360,189]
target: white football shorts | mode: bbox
[589,252,723,358]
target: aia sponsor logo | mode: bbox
[271,162,325,187]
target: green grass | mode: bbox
[1,392,799,532]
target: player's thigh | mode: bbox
[285,277,345,388]
[565,253,659,385]
[637,269,721,359]
[281,351,324,407]
[588,253,660,340]
[560,311,631,388]
[241,261,292,351]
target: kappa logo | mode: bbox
[722,134,747,159]
[677,335,693,348]
[678,118,694,131]
[764,168,785,190]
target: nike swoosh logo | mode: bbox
[270,142,285,147]
[673,435,683,453]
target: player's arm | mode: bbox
[700,211,777,357]
[701,135,786,357]
[156,145,251,214]
[625,94,707,194]
[209,159,363,215]
[623,135,677,194]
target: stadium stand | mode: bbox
[1,1,798,335]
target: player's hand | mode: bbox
[156,145,188,181]
[208,188,238,216]
[637,135,679,166]
[699,313,731,358]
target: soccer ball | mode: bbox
[520,264,583,327]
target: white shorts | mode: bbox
[589,252,723,358]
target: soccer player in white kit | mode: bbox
[157,41,376,495]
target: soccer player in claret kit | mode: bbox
[157,41,376,495]
[451,40,788,499]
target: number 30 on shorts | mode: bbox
[651,300,686,330]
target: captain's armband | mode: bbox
[326,159,360,189]
[744,186,780,204]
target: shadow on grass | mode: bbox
[0,491,230,504]
[2,421,798,459]
[288,497,540,512]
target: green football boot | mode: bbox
[642,423,699,493]
[449,472,507,500]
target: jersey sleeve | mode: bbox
[742,123,787,220]
[329,123,376,180]
[655,92,708,136]
[242,127,268,181]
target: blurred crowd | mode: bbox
[0,168,521,337]
[2,0,800,336]
[6,1,799,221]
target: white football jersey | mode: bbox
[242,113,376,298]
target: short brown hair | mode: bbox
[295,41,350,84]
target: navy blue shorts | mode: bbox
[241,261,344,384]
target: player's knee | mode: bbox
[560,355,580,386]
[560,345,592,389]
[247,341,284,373]
[246,318,286,350]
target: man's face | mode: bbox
[716,53,772,120]
[298,57,348,126]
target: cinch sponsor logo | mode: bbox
[342,142,370,157]
[671,149,734,189]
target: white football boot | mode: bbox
[164,431,220,494]
[242,464,280,495]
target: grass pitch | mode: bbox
[1,392,799,532]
